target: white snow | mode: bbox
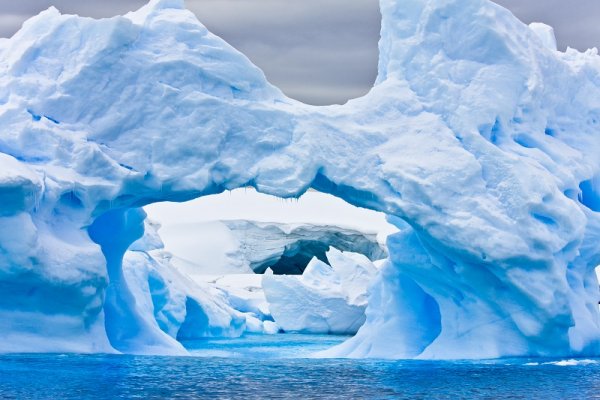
[0,0,598,358]
[192,273,271,323]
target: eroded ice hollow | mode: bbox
[0,0,599,358]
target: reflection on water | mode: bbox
[182,333,349,358]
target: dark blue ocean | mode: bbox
[1,335,599,399]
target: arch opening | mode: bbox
[87,187,401,354]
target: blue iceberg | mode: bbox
[0,0,598,358]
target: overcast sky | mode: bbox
[0,0,598,105]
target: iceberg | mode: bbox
[133,216,385,337]
[194,273,274,327]
[215,220,386,274]
[0,0,599,358]
[263,248,379,334]
[123,219,275,349]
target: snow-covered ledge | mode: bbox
[0,0,599,358]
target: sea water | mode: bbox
[0,334,599,399]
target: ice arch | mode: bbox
[0,0,599,358]
[144,188,393,275]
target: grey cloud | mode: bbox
[243,43,378,104]
[0,0,145,38]
[0,0,145,17]
[284,83,371,106]
[0,0,597,104]
[0,14,31,38]
[494,0,600,51]
[186,0,380,104]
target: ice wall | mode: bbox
[0,0,599,358]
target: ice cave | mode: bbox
[0,0,599,360]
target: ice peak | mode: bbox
[529,22,558,51]
[43,6,61,15]
[126,0,186,24]
[146,0,185,11]
[377,0,529,82]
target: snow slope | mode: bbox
[0,0,598,358]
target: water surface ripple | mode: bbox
[1,335,599,399]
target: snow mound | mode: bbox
[0,0,599,358]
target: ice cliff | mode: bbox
[0,0,599,358]
[122,221,277,349]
